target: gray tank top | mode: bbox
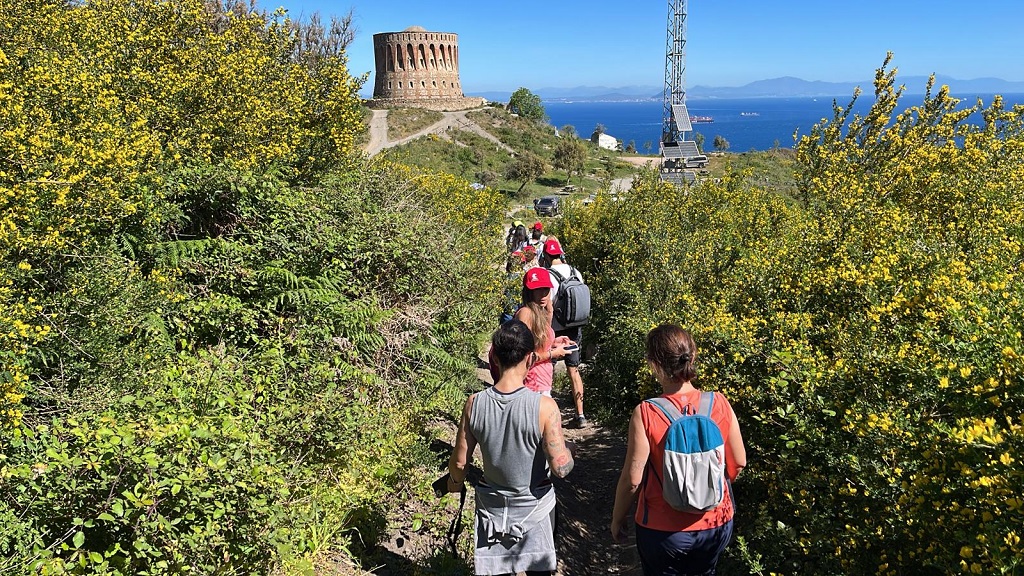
[469,386,549,496]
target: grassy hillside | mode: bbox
[383,105,639,204]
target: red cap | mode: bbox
[523,267,553,290]
[533,221,543,231]
[543,238,564,256]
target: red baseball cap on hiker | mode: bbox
[543,238,564,256]
[523,267,553,290]
[533,221,543,231]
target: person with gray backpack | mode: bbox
[540,237,590,427]
[610,324,746,575]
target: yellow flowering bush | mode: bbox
[1,0,508,573]
[561,56,1024,574]
[0,0,364,428]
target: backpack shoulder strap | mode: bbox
[569,266,581,280]
[697,391,715,418]
[548,267,566,283]
[644,397,683,424]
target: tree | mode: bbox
[626,140,637,153]
[505,152,546,193]
[712,134,730,152]
[643,141,653,155]
[507,88,544,122]
[591,123,606,139]
[694,132,705,151]
[560,124,578,139]
[475,169,499,187]
[553,137,587,185]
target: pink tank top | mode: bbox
[524,327,556,394]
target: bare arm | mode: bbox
[611,405,649,543]
[448,394,478,491]
[540,396,574,478]
[725,403,746,481]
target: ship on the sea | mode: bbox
[740,112,760,117]
[689,115,714,123]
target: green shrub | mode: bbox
[558,60,1024,575]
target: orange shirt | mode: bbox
[635,389,735,532]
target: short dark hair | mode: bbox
[646,324,697,382]
[491,319,535,370]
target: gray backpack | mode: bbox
[548,267,591,328]
[644,393,726,513]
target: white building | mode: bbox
[591,132,618,151]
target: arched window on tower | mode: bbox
[418,44,426,69]
[407,43,414,69]
[430,44,437,69]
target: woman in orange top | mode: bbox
[610,324,747,575]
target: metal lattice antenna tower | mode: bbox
[661,0,687,144]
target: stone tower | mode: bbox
[369,26,484,111]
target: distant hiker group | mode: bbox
[442,219,747,576]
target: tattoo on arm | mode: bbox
[543,406,574,477]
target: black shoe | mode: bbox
[575,415,588,428]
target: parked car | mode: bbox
[684,154,708,168]
[534,196,561,216]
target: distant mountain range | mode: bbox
[467,76,1024,102]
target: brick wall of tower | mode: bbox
[372,31,465,101]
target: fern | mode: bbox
[148,238,244,267]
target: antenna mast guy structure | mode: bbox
[662,0,689,144]
[660,0,700,181]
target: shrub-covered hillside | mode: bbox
[559,60,1024,574]
[1,1,506,573]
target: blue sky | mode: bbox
[259,0,1024,93]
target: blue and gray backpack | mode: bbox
[644,392,726,513]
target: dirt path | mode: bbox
[552,400,643,576]
[365,109,390,155]
[363,109,514,157]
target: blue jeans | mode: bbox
[635,520,733,576]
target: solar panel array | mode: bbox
[661,143,684,158]
[659,171,697,186]
[676,141,700,158]
[671,104,693,132]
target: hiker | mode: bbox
[447,319,576,576]
[527,221,546,253]
[540,237,588,427]
[509,222,529,254]
[505,220,525,251]
[610,324,746,575]
[515,267,576,396]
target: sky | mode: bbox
[258,0,1024,94]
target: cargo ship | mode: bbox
[689,115,714,123]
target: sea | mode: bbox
[544,94,1024,152]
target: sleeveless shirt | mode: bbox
[524,326,556,394]
[636,389,736,531]
[469,386,549,496]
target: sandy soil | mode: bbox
[618,155,660,168]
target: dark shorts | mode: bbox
[634,520,733,576]
[554,326,583,367]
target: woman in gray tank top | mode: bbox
[446,320,576,576]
